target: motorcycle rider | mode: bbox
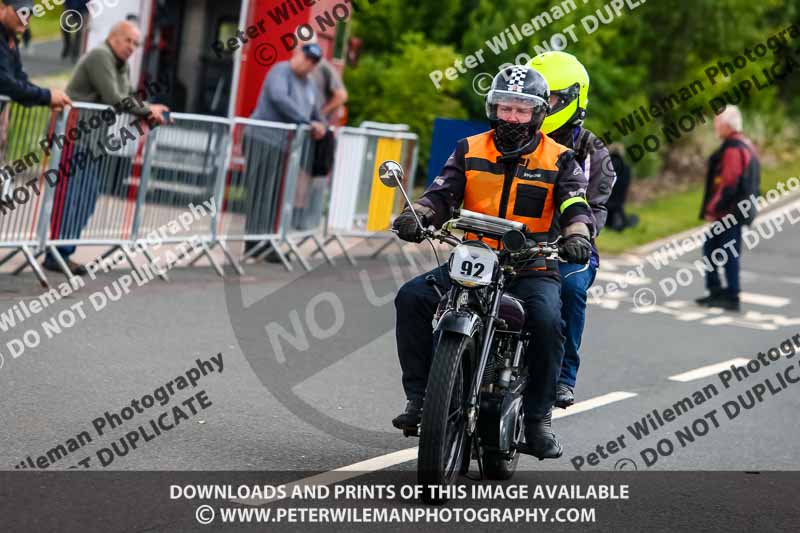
[528,51,616,408]
[391,66,594,459]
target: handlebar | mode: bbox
[419,227,461,247]
[417,226,561,257]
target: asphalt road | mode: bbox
[1,209,800,478]
[19,38,75,79]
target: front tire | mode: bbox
[418,332,474,505]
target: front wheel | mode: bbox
[418,332,474,505]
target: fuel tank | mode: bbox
[498,294,526,332]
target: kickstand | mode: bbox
[465,436,485,481]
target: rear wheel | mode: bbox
[418,332,474,504]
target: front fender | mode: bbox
[434,310,482,337]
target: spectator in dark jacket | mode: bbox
[696,105,759,312]
[606,144,638,231]
[62,0,89,62]
[0,0,71,108]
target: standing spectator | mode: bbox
[606,144,638,231]
[251,43,325,132]
[0,0,71,108]
[65,21,169,122]
[305,40,347,231]
[244,43,326,258]
[44,20,170,275]
[311,54,347,125]
[696,105,760,312]
[62,0,89,62]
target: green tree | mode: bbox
[346,0,798,178]
[344,33,468,180]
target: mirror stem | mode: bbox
[392,171,425,231]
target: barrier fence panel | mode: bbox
[0,97,58,286]
[215,117,300,272]
[134,112,231,276]
[277,124,333,271]
[324,127,419,264]
[41,103,155,282]
[2,93,421,283]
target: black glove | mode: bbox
[392,209,426,243]
[560,234,592,264]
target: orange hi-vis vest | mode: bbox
[462,131,581,245]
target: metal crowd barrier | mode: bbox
[135,112,232,276]
[277,123,334,271]
[0,96,57,285]
[0,95,419,285]
[323,125,419,265]
[40,102,151,282]
[215,118,322,272]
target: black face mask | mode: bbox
[494,120,533,154]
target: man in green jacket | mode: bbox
[65,20,170,124]
[44,20,171,275]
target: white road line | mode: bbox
[553,391,638,419]
[234,391,637,507]
[668,358,750,382]
[739,292,790,308]
[702,316,778,330]
[594,271,651,286]
[234,448,418,506]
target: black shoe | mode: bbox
[714,293,740,312]
[264,249,284,264]
[555,383,575,409]
[623,214,639,229]
[518,410,562,460]
[607,212,626,232]
[695,288,725,306]
[392,399,423,430]
[42,259,87,276]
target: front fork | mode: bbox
[465,281,504,436]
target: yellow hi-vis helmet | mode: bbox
[528,51,590,134]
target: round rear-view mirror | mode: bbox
[378,160,404,188]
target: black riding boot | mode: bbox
[392,399,423,429]
[520,409,563,460]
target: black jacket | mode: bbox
[550,127,616,237]
[0,24,51,106]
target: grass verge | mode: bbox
[28,4,63,42]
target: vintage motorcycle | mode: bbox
[378,160,565,504]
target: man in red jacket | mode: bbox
[696,105,760,312]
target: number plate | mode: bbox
[449,244,497,287]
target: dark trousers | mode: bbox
[45,151,105,265]
[243,131,286,240]
[61,12,87,61]
[395,265,564,420]
[703,223,742,296]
